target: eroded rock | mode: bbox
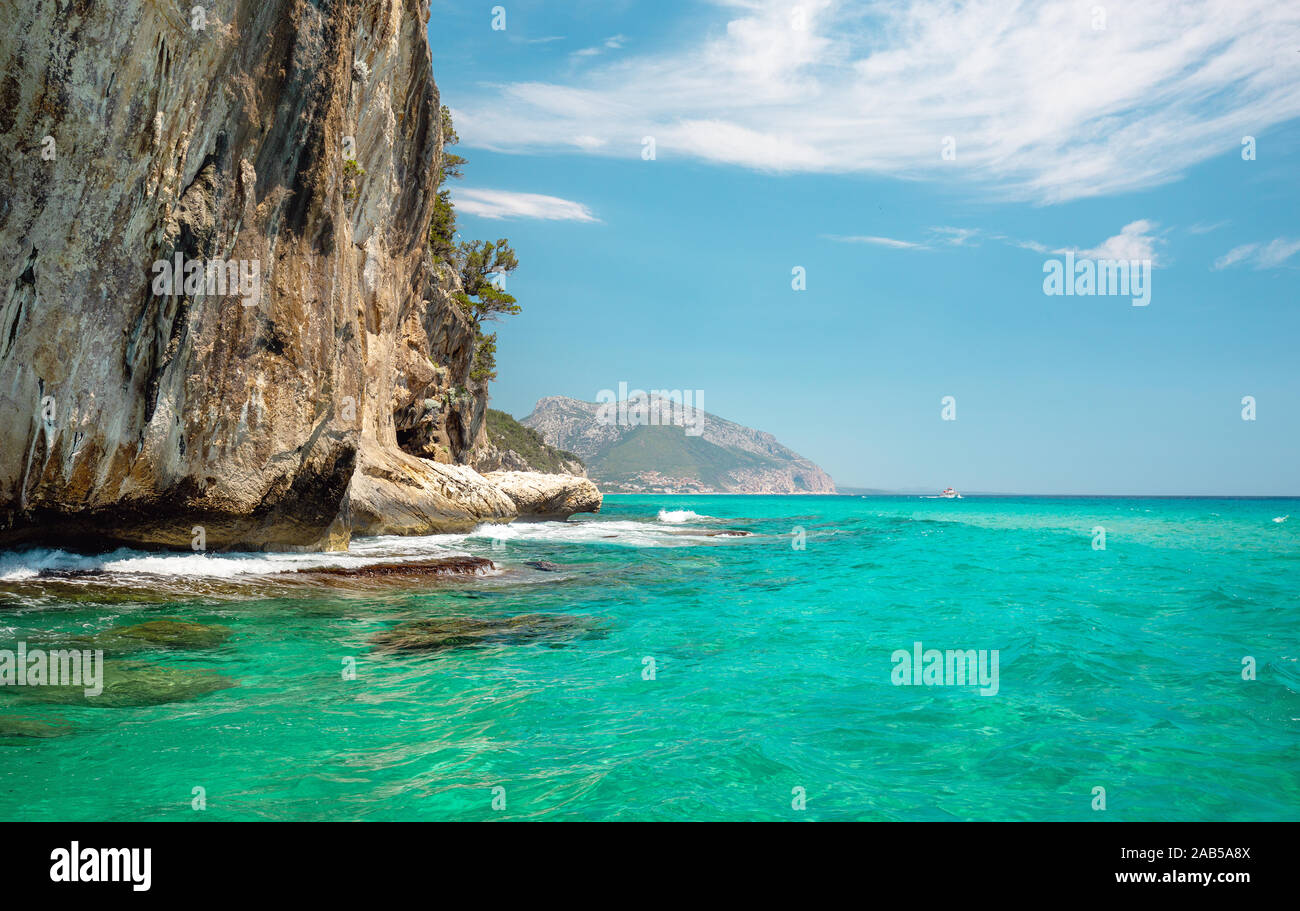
[348,442,517,536]
[484,471,603,519]
[298,556,494,580]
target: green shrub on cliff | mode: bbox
[429,105,465,263]
[486,409,583,473]
[470,331,498,383]
[453,239,519,319]
[427,106,520,386]
[342,158,365,202]
[453,239,519,383]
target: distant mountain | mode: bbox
[522,396,836,494]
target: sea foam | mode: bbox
[657,509,709,524]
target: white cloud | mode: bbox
[1213,244,1259,270]
[1078,220,1162,265]
[1214,238,1300,269]
[824,221,1163,261]
[1003,237,1051,254]
[572,33,628,58]
[823,234,929,249]
[929,227,981,247]
[1256,238,1300,268]
[451,189,600,222]
[455,0,1300,203]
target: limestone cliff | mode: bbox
[0,0,597,550]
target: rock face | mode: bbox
[347,440,516,536]
[485,471,602,519]
[0,1,594,550]
[523,396,837,494]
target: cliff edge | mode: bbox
[0,0,597,551]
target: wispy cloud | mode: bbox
[825,221,1164,261]
[451,188,600,223]
[1000,237,1051,254]
[456,0,1300,203]
[929,227,981,247]
[1213,238,1300,270]
[823,234,930,250]
[1214,244,1258,270]
[825,226,988,250]
[572,34,627,58]
[1257,238,1300,267]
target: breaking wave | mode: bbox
[657,509,710,524]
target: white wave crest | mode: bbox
[657,509,710,524]
[0,515,724,583]
[468,518,710,548]
[0,534,472,581]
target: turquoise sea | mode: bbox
[1,495,1297,821]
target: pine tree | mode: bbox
[429,105,466,263]
[426,108,519,385]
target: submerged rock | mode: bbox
[83,620,233,653]
[484,471,603,519]
[523,560,565,572]
[370,613,603,653]
[8,661,235,708]
[296,556,495,581]
[0,715,73,741]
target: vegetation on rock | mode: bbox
[486,409,583,474]
[430,106,518,384]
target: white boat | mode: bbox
[938,487,962,499]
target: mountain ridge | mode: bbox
[522,395,836,494]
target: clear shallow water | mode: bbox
[0,495,1297,821]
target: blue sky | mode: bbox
[428,0,1300,495]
